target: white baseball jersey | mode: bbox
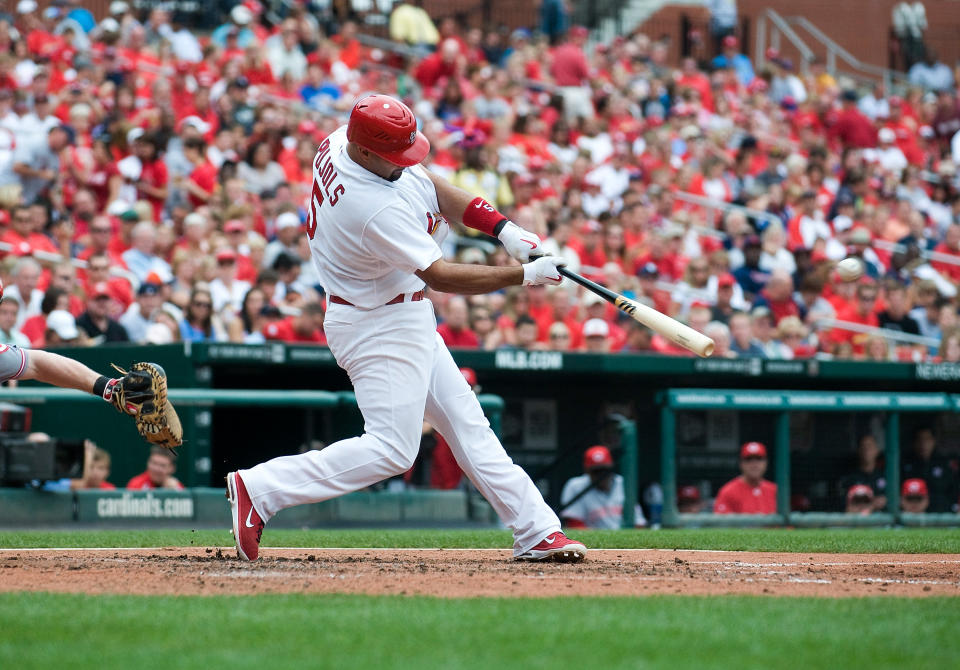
[560,473,646,529]
[306,126,450,309]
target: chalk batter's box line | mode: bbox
[3,547,960,565]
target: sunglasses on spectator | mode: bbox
[192,301,212,308]
[904,495,925,502]
[850,496,872,505]
[550,333,570,339]
[859,294,877,302]
[14,216,31,224]
[89,264,109,271]
[742,455,766,462]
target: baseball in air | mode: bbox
[836,257,864,282]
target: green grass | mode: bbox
[1,592,957,670]
[2,528,960,553]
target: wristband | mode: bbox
[463,197,507,237]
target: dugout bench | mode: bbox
[658,389,960,528]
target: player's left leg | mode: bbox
[422,333,586,561]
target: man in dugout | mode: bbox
[560,445,645,529]
[713,441,778,514]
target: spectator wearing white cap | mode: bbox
[866,127,908,175]
[16,0,38,17]
[263,210,303,270]
[582,318,611,353]
[209,248,251,314]
[211,5,256,48]
[45,309,83,347]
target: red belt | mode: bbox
[329,290,425,307]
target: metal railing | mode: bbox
[816,318,940,349]
[673,191,783,229]
[754,8,816,77]
[873,238,960,268]
[785,14,909,93]
[755,8,908,92]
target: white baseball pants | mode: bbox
[239,299,561,555]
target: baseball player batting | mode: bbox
[227,94,586,562]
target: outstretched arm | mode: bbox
[20,349,100,394]
[417,257,564,294]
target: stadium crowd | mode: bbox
[3,1,960,361]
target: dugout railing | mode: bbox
[658,389,960,528]
[0,386,502,484]
[0,386,648,529]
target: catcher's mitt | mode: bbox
[109,362,183,449]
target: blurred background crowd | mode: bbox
[2,0,960,362]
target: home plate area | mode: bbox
[2,548,959,597]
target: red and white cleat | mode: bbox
[515,531,587,562]
[226,471,264,561]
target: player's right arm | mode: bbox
[362,204,565,293]
[424,169,543,263]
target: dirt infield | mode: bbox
[2,547,959,597]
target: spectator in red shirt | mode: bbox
[177,136,218,208]
[550,26,592,121]
[830,89,878,149]
[437,296,479,348]
[831,281,880,354]
[931,223,960,283]
[414,38,462,91]
[262,301,326,344]
[1,204,59,259]
[126,447,185,490]
[751,270,800,325]
[71,444,116,490]
[130,131,169,222]
[713,441,778,514]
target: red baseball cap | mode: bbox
[216,249,237,263]
[347,94,429,167]
[297,119,318,135]
[580,220,602,235]
[717,273,735,288]
[584,445,614,470]
[847,484,874,502]
[195,71,215,88]
[678,485,701,503]
[902,478,928,497]
[224,219,246,233]
[459,367,478,388]
[91,281,111,298]
[740,441,767,459]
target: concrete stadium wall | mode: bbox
[0,487,496,527]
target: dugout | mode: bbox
[11,344,960,525]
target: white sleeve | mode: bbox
[560,478,588,521]
[361,205,443,274]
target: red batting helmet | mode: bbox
[347,94,430,167]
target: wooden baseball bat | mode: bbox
[557,266,715,358]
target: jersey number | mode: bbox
[306,181,324,240]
